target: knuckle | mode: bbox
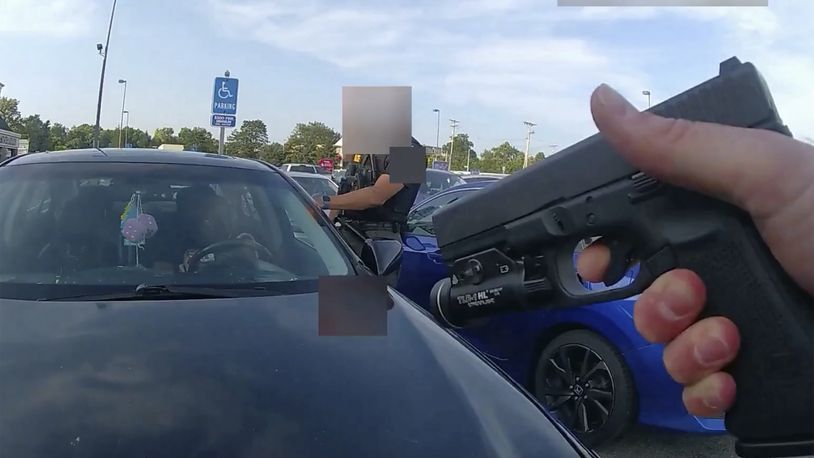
[658,117,697,147]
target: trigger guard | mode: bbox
[601,237,635,286]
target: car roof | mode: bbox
[5,148,275,172]
[287,171,333,179]
[446,182,488,191]
[426,168,453,174]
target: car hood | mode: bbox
[0,290,591,458]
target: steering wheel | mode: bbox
[187,238,274,273]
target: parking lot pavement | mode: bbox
[595,427,737,458]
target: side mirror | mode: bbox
[361,239,403,276]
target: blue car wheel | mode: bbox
[534,329,637,447]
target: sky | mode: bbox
[1,0,813,155]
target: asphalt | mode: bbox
[595,428,737,458]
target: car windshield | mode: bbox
[289,165,314,173]
[419,171,466,197]
[0,161,351,300]
[292,175,338,196]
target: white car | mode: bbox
[286,171,338,215]
[281,163,331,175]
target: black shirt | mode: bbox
[342,156,420,224]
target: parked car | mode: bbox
[395,181,727,447]
[281,163,329,174]
[415,168,467,205]
[460,174,503,184]
[286,171,339,216]
[331,168,346,184]
[287,170,339,197]
[0,148,596,458]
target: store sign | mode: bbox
[0,131,19,149]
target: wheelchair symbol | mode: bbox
[217,81,233,99]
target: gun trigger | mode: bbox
[602,237,634,286]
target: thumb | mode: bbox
[589,84,812,219]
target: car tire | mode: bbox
[533,329,636,448]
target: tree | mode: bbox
[527,151,546,167]
[48,123,69,150]
[283,122,341,164]
[227,120,269,158]
[122,128,151,148]
[178,127,217,153]
[65,124,95,149]
[19,115,51,152]
[441,133,477,172]
[260,142,285,165]
[479,142,524,173]
[0,97,23,132]
[152,127,178,146]
[98,128,118,148]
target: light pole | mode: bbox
[0,82,5,97]
[117,79,127,148]
[123,110,129,147]
[523,121,536,169]
[448,119,459,169]
[93,0,118,148]
[642,90,651,108]
[432,108,440,149]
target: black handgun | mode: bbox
[429,57,814,458]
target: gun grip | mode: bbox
[668,210,814,458]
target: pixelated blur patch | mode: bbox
[558,0,765,5]
[342,86,412,157]
[389,146,427,184]
[318,276,390,336]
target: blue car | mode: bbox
[395,181,726,447]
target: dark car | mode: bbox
[460,175,503,184]
[0,149,596,458]
[415,168,467,205]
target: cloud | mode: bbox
[205,0,813,147]
[0,0,96,37]
[208,0,421,69]
[443,36,651,145]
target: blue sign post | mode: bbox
[211,72,239,154]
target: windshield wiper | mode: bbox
[39,284,273,302]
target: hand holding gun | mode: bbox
[430,58,814,458]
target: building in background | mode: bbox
[0,116,20,160]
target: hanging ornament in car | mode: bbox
[120,192,159,247]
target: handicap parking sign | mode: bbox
[212,77,239,115]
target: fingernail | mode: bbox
[702,393,722,410]
[596,84,635,118]
[656,280,697,321]
[694,337,730,367]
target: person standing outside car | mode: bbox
[313,152,420,285]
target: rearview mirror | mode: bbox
[361,239,403,276]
